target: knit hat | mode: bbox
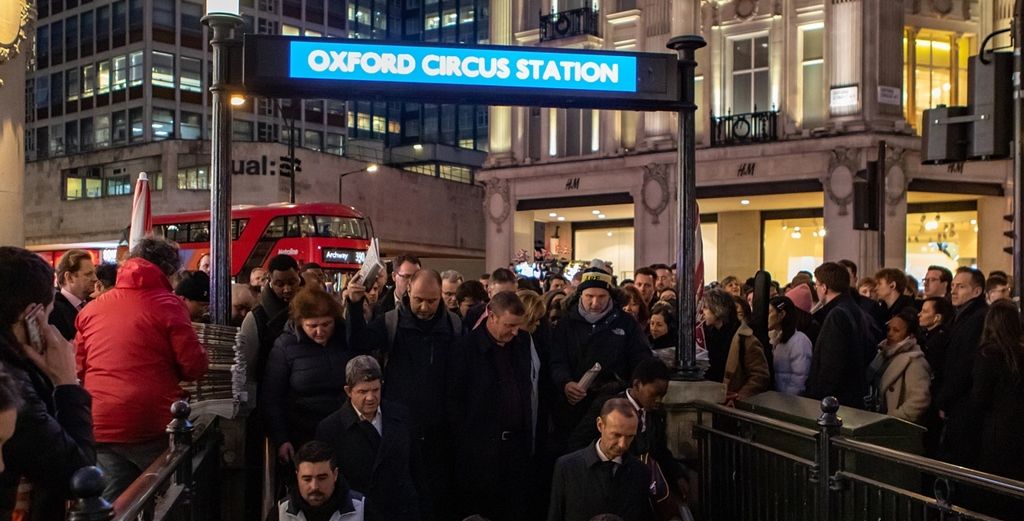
[785,283,813,313]
[175,270,210,302]
[578,267,614,294]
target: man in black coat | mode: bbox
[549,268,653,450]
[448,291,537,521]
[937,267,988,467]
[50,249,97,340]
[567,359,691,504]
[803,262,873,408]
[346,269,461,517]
[548,398,652,521]
[316,355,425,521]
[873,268,917,324]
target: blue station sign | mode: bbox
[243,36,681,110]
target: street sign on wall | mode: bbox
[243,36,683,110]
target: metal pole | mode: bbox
[667,35,706,381]
[288,102,297,204]
[203,12,242,326]
[877,140,886,268]
[1014,0,1024,300]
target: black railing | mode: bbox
[710,109,779,147]
[539,7,601,42]
[694,397,1024,521]
[67,401,223,521]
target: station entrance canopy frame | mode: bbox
[230,33,705,380]
[242,35,683,111]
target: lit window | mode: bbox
[326,133,343,155]
[177,166,210,190]
[442,9,457,26]
[106,174,132,196]
[112,55,127,90]
[425,15,441,30]
[94,114,110,148]
[281,24,300,35]
[801,25,824,128]
[66,68,80,101]
[904,30,972,132]
[730,34,771,114]
[82,64,95,97]
[152,107,175,140]
[304,29,321,37]
[303,130,322,151]
[181,111,201,139]
[129,51,144,86]
[180,56,202,92]
[97,60,111,94]
[151,52,175,88]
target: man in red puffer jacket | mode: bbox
[75,237,208,501]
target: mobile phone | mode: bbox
[24,317,44,354]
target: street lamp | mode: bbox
[203,0,242,326]
[338,163,379,204]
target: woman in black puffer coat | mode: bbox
[262,287,366,465]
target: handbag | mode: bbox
[642,454,693,521]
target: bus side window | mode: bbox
[264,217,286,239]
[299,215,316,238]
[190,222,211,243]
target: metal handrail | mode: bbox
[832,470,1006,521]
[693,423,817,467]
[110,417,214,520]
[694,400,820,439]
[832,436,1024,499]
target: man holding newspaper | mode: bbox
[547,267,655,454]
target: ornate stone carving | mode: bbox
[642,163,671,224]
[930,0,953,15]
[734,0,758,20]
[824,148,860,216]
[0,0,35,88]
[884,146,908,216]
[483,179,511,233]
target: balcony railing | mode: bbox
[539,7,601,42]
[710,109,780,147]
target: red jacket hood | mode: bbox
[115,258,174,292]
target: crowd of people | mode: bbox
[1,237,1024,520]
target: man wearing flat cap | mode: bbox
[548,266,653,454]
[175,270,210,322]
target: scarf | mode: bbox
[864,336,917,412]
[578,298,612,324]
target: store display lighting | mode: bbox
[818,228,826,237]
[597,214,606,219]
[549,212,558,217]
[925,215,940,231]
[791,226,802,239]
[592,210,602,215]
[740,199,750,205]
[557,216,566,221]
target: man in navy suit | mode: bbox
[50,250,97,340]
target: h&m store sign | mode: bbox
[232,155,301,177]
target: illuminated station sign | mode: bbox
[243,36,682,110]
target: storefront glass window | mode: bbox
[905,209,978,278]
[574,227,635,281]
[763,217,825,282]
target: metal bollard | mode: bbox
[816,397,843,521]
[166,400,195,520]
[66,466,113,521]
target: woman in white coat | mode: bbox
[768,296,813,395]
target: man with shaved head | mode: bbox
[345,268,463,518]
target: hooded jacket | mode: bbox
[75,258,208,443]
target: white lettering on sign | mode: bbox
[278,248,299,256]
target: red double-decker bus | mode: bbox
[152,202,373,280]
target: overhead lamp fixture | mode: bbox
[791,230,802,239]
[413,144,423,151]
[740,199,750,206]
[925,215,939,231]
[366,163,379,173]
[606,232,613,237]
[970,219,977,225]
[592,210,601,215]
[549,212,558,218]
[229,94,246,106]
[818,228,827,237]
[557,216,566,222]
[597,214,606,219]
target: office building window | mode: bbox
[326,132,343,155]
[129,107,144,142]
[95,114,110,148]
[80,11,94,57]
[439,164,472,184]
[153,0,175,41]
[106,173,132,196]
[129,0,143,41]
[181,111,202,139]
[65,15,78,62]
[304,130,322,151]
[181,1,204,48]
[36,26,49,70]
[64,120,79,153]
[65,67,80,102]
[327,0,345,29]
[112,0,126,47]
[80,117,94,150]
[50,71,63,116]
[112,55,127,91]
[129,51,143,86]
[177,166,209,190]
[64,167,104,200]
[96,60,110,94]
[49,124,64,156]
[51,21,63,66]
[282,24,300,35]
[152,52,175,88]
[180,57,202,92]
[306,0,324,24]
[904,30,972,132]
[233,120,254,141]
[801,24,824,129]
[96,5,110,52]
[730,34,771,114]
[82,64,95,97]
[34,76,49,111]
[152,108,175,139]
[112,110,127,144]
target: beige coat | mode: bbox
[876,342,932,424]
[723,323,771,400]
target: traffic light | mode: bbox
[853,160,879,231]
[968,51,1013,159]
[1005,212,1014,256]
[921,106,969,164]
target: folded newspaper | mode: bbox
[356,238,384,286]
[577,362,602,391]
